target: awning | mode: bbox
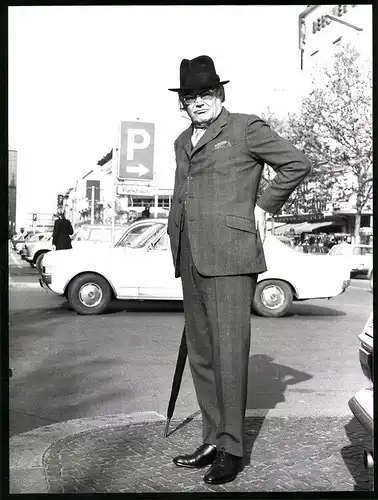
[275,221,334,234]
[274,223,303,234]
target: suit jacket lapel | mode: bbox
[182,127,192,158]
[190,107,229,157]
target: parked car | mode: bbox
[367,266,373,290]
[40,219,351,316]
[29,224,128,273]
[24,233,54,270]
[70,224,126,248]
[10,232,27,250]
[348,312,373,470]
[18,232,51,258]
[327,243,373,278]
[13,231,35,252]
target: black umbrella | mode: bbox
[164,326,188,437]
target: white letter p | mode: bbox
[127,129,151,161]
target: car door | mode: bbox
[137,229,183,299]
[108,222,161,298]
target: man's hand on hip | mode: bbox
[254,204,267,243]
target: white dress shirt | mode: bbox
[191,127,207,147]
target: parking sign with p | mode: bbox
[118,121,155,181]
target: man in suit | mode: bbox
[52,209,74,250]
[167,55,311,485]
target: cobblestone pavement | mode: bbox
[42,416,373,493]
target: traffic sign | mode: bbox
[118,121,155,181]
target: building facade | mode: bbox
[8,150,18,236]
[299,4,372,75]
[62,149,173,227]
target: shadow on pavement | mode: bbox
[285,303,347,317]
[105,300,184,314]
[340,417,373,491]
[245,354,312,465]
[166,410,202,438]
[106,301,346,318]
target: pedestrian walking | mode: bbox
[167,55,311,485]
[52,209,74,250]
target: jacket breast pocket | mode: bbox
[226,214,256,234]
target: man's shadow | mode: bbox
[243,354,312,465]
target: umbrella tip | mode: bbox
[164,419,170,438]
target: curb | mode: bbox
[10,411,166,494]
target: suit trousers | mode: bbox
[178,211,257,457]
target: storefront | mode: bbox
[272,210,373,243]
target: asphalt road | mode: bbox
[9,248,373,437]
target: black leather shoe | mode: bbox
[203,448,243,484]
[173,443,217,468]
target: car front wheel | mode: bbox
[252,279,293,317]
[68,273,111,315]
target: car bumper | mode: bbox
[359,343,373,382]
[348,388,374,436]
[39,273,52,291]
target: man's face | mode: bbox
[182,88,223,127]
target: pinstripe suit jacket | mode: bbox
[168,107,311,278]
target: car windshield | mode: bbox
[88,228,116,242]
[72,226,124,242]
[116,222,156,248]
[353,246,373,256]
[29,234,43,242]
[123,223,166,249]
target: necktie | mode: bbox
[191,127,206,147]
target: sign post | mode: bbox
[111,132,120,247]
[90,186,95,224]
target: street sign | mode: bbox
[116,184,156,196]
[118,121,155,181]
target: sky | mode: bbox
[9,5,310,229]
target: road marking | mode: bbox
[9,252,22,269]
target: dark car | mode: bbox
[348,313,373,470]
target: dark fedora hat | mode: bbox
[168,55,229,92]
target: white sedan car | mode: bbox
[327,243,373,278]
[40,220,351,317]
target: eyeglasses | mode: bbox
[181,89,217,106]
